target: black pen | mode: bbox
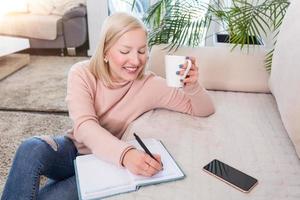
[133,133,162,166]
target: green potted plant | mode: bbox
[132,0,290,71]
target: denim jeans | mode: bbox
[1,136,78,200]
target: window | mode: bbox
[108,0,150,19]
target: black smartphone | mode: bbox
[203,159,258,193]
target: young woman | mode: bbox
[1,12,214,200]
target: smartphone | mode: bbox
[203,159,258,193]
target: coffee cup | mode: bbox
[165,55,192,87]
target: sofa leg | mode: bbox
[60,48,65,56]
[67,48,76,56]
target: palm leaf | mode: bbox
[145,0,209,51]
[265,48,274,72]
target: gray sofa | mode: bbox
[0,5,88,56]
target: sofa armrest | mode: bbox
[148,44,270,93]
[63,5,87,20]
[62,5,87,48]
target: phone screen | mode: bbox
[203,159,258,192]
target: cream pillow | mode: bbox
[2,0,28,14]
[28,0,54,15]
[269,1,300,158]
[148,45,270,93]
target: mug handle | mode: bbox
[180,59,192,81]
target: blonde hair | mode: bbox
[89,12,148,88]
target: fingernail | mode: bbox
[179,64,183,68]
[176,71,180,75]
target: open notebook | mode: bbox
[74,138,185,200]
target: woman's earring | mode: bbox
[104,58,108,63]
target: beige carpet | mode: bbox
[0,111,72,193]
[0,55,87,195]
[0,55,87,112]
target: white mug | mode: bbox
[165,55,192,87]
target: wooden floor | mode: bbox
[0,54,30,81]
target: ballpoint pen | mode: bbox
[133,133,163,166]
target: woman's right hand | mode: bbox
[122,148,163,177]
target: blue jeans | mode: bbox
[1,136,78,200]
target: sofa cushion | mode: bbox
[121,91,300,199]
[0,14,61,40]
[148,45,270,93]
[28,0,54,15]
[0,0,28,14]
[269,1,300,158]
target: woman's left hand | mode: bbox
[178,56,199,87]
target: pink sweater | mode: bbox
[65,60,214,166]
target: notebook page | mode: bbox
[127,138,184,185]
[76,154,134,199]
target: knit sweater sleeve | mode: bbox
[147,75,215,117]
[65,62,133,166]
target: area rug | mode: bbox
[0,111,72,194]
[0,56,88,112]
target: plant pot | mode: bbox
[214,33,265,46]
[213,33,265,50]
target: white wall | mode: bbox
[86,0,108,56]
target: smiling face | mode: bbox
[105,28,148,82]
